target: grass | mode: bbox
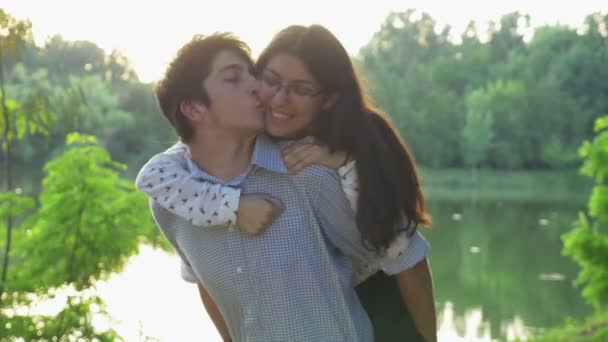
[419,167,591,203]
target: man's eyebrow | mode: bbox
[218,63,246,73]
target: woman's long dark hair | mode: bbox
[257,25,431,252]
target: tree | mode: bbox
[0,133,157,339]
[487,12,530,65]
[481,80,528,169]
[0,8,42,299]
[562,115,608,312]
[462,88,493,182]
[31,35,138,85]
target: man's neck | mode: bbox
[187,129,257,182]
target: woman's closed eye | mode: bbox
[261,74,281,87]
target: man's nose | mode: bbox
[249,78,261,97]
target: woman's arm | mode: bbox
[197,282,232,342]
[396,258,437,342]
[136,143,282,234]
[136,143,240,227]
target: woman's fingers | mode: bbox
[289,148,322,174]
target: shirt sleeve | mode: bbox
[310,167,429,276]
[135,143,241,229]
[180,258,199,283]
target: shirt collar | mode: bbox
[250,134,289,174]
[184,134,288,185]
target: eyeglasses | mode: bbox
[259,70,323,98]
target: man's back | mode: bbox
[151,135,373,342]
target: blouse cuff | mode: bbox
[218,186,241,230]
[381,232,430,275]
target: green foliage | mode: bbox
[0,8,40,150]
[358,10,608,169]
[0,86,55,145]
[421,167,590,202]
[563,214,608,311]
[462,88,493,168]
[562,115,608,312]
[0,133,160,340]
[0,8,32,59]
[0,294,121,341]
[0,191,35,219]
[6,133,153,292]
[39,35,138,84]
[579,118,608,184]
[542,136,579,169]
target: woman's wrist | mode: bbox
[327,151,348,169]
[339,152,350,167]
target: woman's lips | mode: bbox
[270,111,292,120]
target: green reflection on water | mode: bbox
[424,198,591,340]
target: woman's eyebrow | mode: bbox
[264,67,314,84]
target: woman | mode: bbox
[137,25,435,341]
[257,24,433,342]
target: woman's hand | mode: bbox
[282,136,347,174]
[236,195,284,235]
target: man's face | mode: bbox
[202,50,264,133]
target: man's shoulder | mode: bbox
[293,164,341,192]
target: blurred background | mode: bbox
[0,1,607,341]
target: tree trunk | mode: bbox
[0,50,14,301]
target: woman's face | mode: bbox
[258,54,330,139]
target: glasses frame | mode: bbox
[259,70,324,98]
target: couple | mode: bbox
[136,24,436,342]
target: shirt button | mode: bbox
[236,266,243,274]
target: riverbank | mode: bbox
[420,167,590,203]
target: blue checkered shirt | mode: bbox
[150,135,429,342]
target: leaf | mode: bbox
[594,116,608,132]
[66,132,97,145]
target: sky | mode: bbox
[0,0,605,82]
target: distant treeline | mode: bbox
[4,10,608,175]
[357,11,608,169]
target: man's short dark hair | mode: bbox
[155,33,253,142]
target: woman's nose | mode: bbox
[271,87,289,106]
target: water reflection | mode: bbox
[426,199,591,340]
[29,246,222,341]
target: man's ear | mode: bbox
[180,100,207,122]
[321,93,337,110]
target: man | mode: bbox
[143,33,429,341]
